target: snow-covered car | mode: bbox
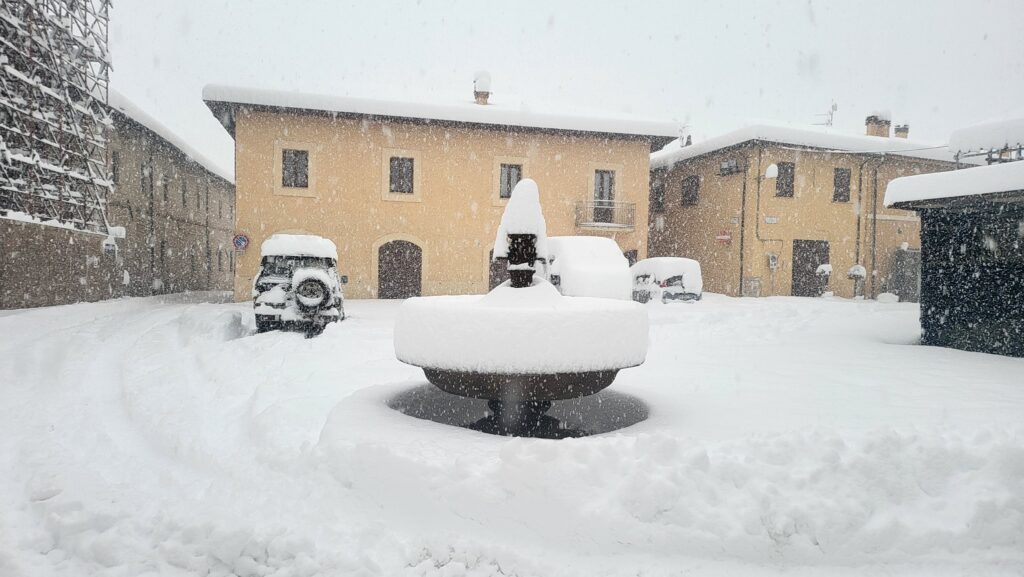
[253,234,345,335]
[630,257,703,303]
[544,236,632,300]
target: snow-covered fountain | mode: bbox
[393,179,649,437]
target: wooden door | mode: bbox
[378,240,422,299]
[791,240,829,297]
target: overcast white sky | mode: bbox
[109,0,1024,180]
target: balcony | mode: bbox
[575,200,636,230]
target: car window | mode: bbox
[665,275,685,287]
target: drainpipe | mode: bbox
[738,155,749,294]
[869,155,887,298]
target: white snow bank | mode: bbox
[884,161,1024,206]
[393,280,648,373]
[547,236,632,300]
[949,117,1024,154]
[203,84,679,139]
[630,257,703,293]
[492,179,548,261]
[651,122,957,168]
[260,234,338,259]
[108,89,234,183]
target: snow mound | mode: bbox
[492,178,548,261]
[260,234,338,259]
[393,280,648,373]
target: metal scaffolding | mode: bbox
[0,0,112,233]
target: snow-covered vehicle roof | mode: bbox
[547,236,632,300]
[949,117,1024,155]
[260,234,338,259]
[650,122,959,169]
[884,161,1024,208]
[630,257,701,279]
[108,89,234,183]
[202,84,680,140]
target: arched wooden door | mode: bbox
[378,240,422,299]
[488,249,511,290]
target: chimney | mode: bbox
[865,114,891,138]
[894,124,909,139]
[473,71,491,105]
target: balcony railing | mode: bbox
[575,200,636,229]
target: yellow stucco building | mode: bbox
[204,85,676,300]
[648,117,963,299]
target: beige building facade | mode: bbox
[204,86,676,301]
[648,118,961,299]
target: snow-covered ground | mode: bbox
[1,293,1022,576]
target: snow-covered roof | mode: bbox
[651,123,958,169]
[202,84,679,139]
[884,161,1024,207]
[949,117,1024,154]
[108,89,234,183]
[260,234,338,259]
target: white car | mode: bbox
[544,236,632,300]
[631,257,703,303]
[253,234,346,335]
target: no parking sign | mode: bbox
[232,233,249,252]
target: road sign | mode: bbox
[232,233,249,252]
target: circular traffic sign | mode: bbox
[232,233,249,252]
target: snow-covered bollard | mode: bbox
[847,264,867,299]
[815,263,832,297]
[393,179,649,437]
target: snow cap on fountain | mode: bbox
[493,178,548,260]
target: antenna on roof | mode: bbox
[814,101,838,127]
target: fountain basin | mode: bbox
[395,280,648,401]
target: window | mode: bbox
[650,169,666,213]
[111,151,120,184]
[160,240,166,271]
[389,157,414,194]
[833,167,851,202]
[161,177,168,202]
[594,170,615,223]
[218,250,223,271]
[681,175,700,206]
[594,170,615,201]
[499,163,522,199]
[775,162,795,197]
[282,149,309,188]
[719,159,740,176]
[182,180,188,207]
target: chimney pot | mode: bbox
[865,114,892,138]
[894,124,909,139]
[473,71,492,105]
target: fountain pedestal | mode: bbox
[393,179,648,436]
